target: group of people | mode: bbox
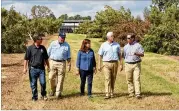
[23,31,144,101]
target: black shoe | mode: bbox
[136,95,142,99]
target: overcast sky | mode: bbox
[1,0,152,20]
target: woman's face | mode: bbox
[85,42,91,49]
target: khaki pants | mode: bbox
[125,62,141,95]
[49,60,66,96]
[103,62,118,97]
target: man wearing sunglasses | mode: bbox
[23,34,50,101]
[123,34,144,99]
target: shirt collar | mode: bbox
[128,41,137,45]
[106,41,114,45]
[32,44,41,49]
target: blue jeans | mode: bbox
[29,67,46,100]
[79,70,93,95]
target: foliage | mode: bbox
[1,5,62,53]
[58,14,91,20]
[142,1,179,55]
[74,21,92,34]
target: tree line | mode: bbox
[75,0,179,55]
[1,5,91,53]
[2,0,179,55]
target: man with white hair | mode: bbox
[98,31,123,99]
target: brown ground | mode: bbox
[1,34,179,110]
[1,35,55,109]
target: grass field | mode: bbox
[1,33,179,110]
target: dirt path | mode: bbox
[1,34,57,109]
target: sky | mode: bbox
[1,0,152,20]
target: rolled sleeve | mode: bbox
[43,47,49,60]
[98,44,104,56]
[118,45,120,53]
[67,45,71,59]
[24,47,31,60]
[47,43,52,57]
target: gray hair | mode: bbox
[106,32,113,38]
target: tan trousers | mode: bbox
[49,60,66,96]
[103,62,118,97]
[125,62,141,95]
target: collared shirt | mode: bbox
[76,49,96,71]
[98,41,120,61]
[123,41,144,63]
[47,40,71,60]
[24,44,49,69]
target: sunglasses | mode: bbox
[127,38,131,39]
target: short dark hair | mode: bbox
[131,34,136,39]
[127,33,136,39]
[33,34,45,42]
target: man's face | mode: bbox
[58,36,65,43]
[36,38,43,45]
[108,34,114,42]
[127,35,133,44]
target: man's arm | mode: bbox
[67,44,71,72]
[118,45,123,71]
[67,58,71,72]
[23,47,30,74]
[45,59,50,70]
[118,52,123,71]
[43,46,50,71]
[134,52,144,57]
[98,44,104,72]
[134,44,144,57]
[98,55,102,72]
[23,60,28,74]
[47,42,53,57]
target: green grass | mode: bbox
[45,33,179,109]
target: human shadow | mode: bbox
[47,91,172,100]
[141,91,172,97]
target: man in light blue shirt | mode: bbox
[47,32,71,99]
[123,34,144,99]
[98,32,123,99]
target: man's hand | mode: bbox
[67,65,71,72]
[47,67,50,72]
[93,67,97,74]
[23,68,27,74]
[119,64,123,72]
[98,67,102,72]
